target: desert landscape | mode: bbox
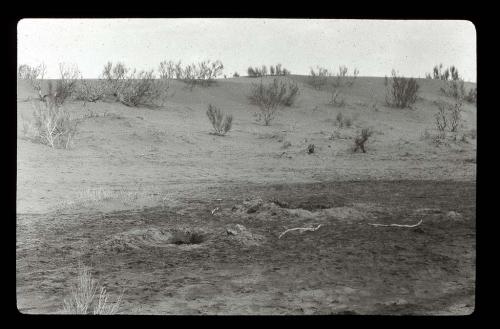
[16,19,476,315]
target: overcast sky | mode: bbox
[17,19,476,82]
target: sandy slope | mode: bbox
[16,77,476,214]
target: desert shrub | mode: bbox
[101,62,129,96]
[18,63,46,98]
[426,64,461,81]
[206,104,233,136]
[74,79,106,105]
[62,265,123,315]
[332,65,359,87]
[353,128,373,153]
[233,72,240,77]
[435,101,463,133]
[24,99,78,149]
[248,78,299,125]
[176,60,224,90]
[308,67,330,90]
[54,63,81,105]
[117,70,166,107]
[158,60,178,80]
[385,70,420,108]
[307,144,315,154]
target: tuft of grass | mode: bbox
[206,104,233,136]
[62,265,123,315]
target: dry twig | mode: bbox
[367,219,423,228]
[278,224,322,239]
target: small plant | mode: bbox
[307,144,315,154]
[334,112,353,128]
[206,104,233,136]
[62,265,123,315]
[101,62,129,96]
[385,70,420,108]
[233,72,240,78]
[353,128,373,153]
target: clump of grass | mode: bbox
[62,265,123,315]
[206,104,233,136]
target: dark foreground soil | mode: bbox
[16,180,476,315]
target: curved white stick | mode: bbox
[278,224,322,239]
[368,219,423,228]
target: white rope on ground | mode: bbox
[368,219,423,228]
[278,224,322,239]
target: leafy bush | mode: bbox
[206,104,233,136]
[385,70,420,108]
[353,128,373,153]
[23,99,78,149]
[248,78,299,125]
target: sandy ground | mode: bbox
[16,77,476,314]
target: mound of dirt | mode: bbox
[99,227,208,252]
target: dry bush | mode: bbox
[117,70,167,107]
[385,70,420,108]
[464,87,477,104]
[62,265,123,315]
[333,65,359,87]
[101,62,129,96]
[176,60,224,90]
[248,78,299,125]
[55,63,81,105]
[353,128,373,153]
[206,104,233,136]
[74,79,106,105]
[308,67,330,90]
[18,63,46,98]
[23,99,78,149]
[435,101,463,133]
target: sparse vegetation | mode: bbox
[332,65,359,88]
[178,60,224,90]
[385,70,420,108]
[248,78,299,125]
[206,104,233,136]
[55,63,81,105]
[353,128,373,153]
